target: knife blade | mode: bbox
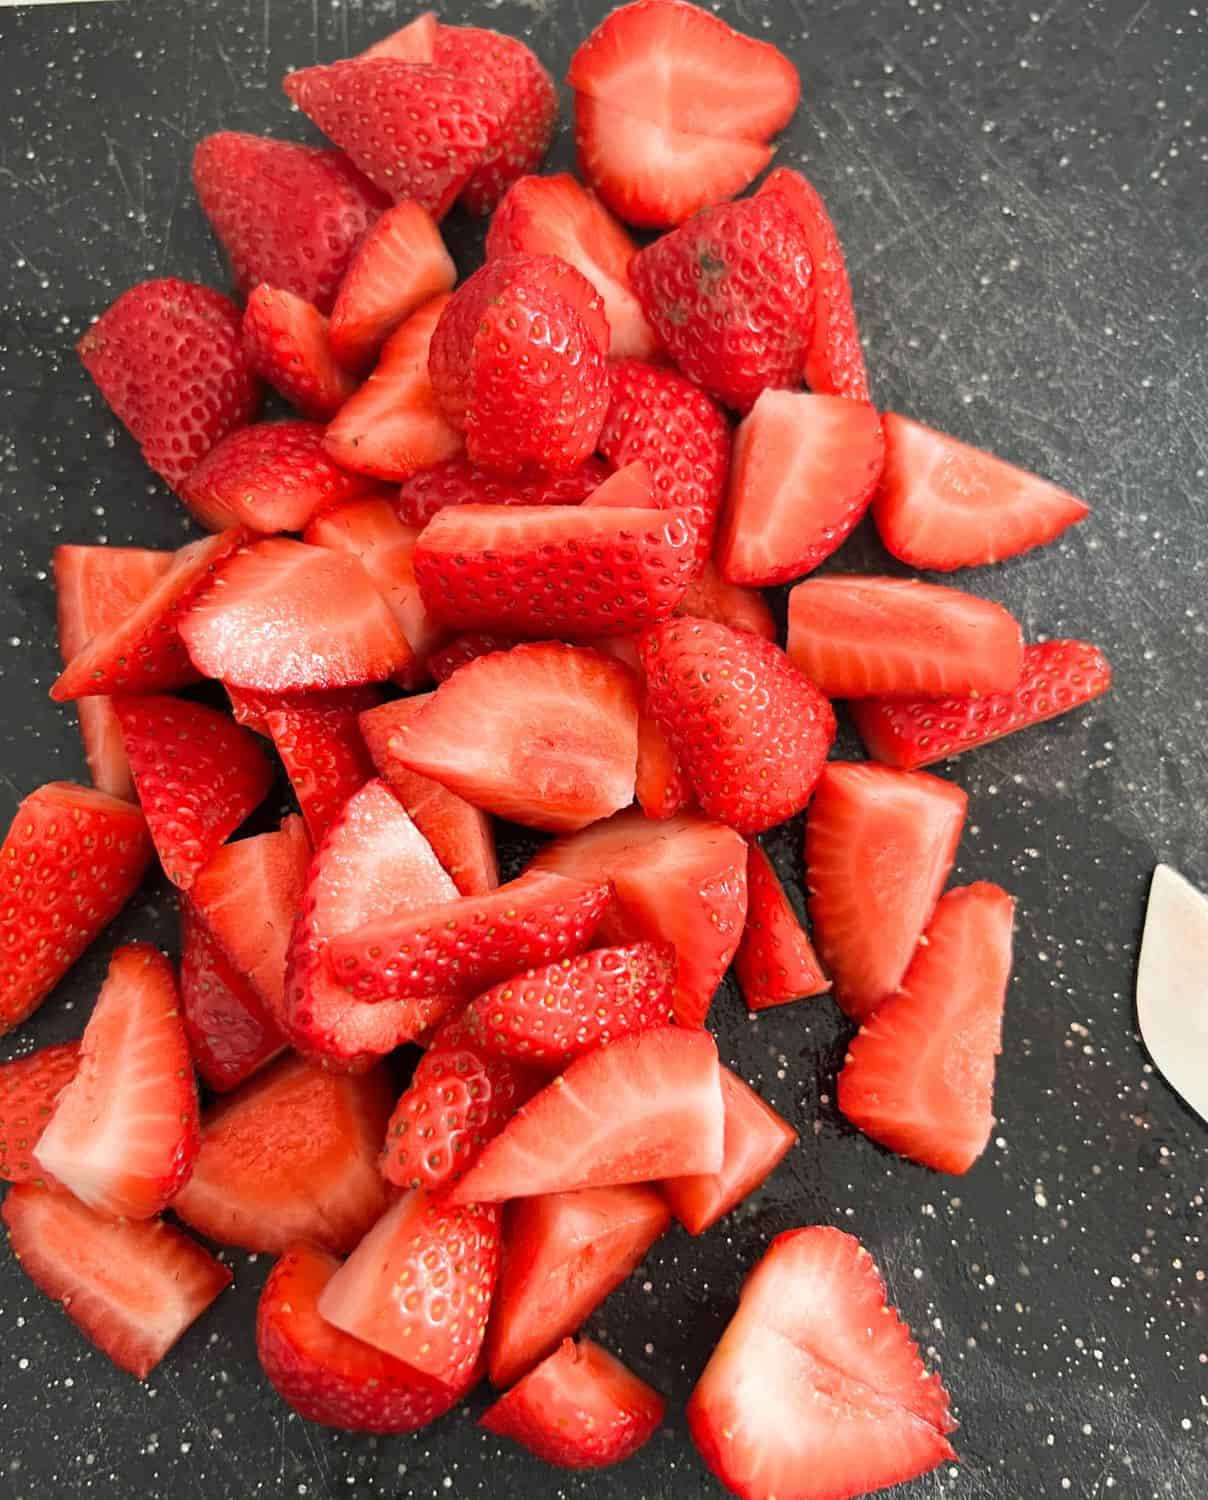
[1136,864,1208,1124]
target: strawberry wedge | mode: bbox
[734,843,830,1012]
[241,287,358,420]
[0,1041,80,1187]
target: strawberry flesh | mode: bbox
[734,842,830,1011]
[0,1041,80,1186]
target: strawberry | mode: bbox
[53,544,173,800]
[397,455,611,529]
[851,638,1113,771]
[531,809,747,1028]
[465,943,677,1070]
[487,173,657,359]
[758,168,870,401]
[594,634,691,822]
[687,1227,955,1500]
[179,537,413,693]
[639,619,836,835]
[78,278,261,493]
[256,687,380,844]
[34,944,198,1219]
[257,1241,475,1432]
[171,1054,394,1254]
[241,286,358,419]
[192,132,387,314]
[318,1188,501,1387]
[114,696,273,890]
[662,1064,796,1236]
[2,1184,230,1380]
[734,842,830,1012]
[482,1338,664,1469]
[451,1027,724,1203]
[0,782,153,1036]
[805,763,967,1022]
[179,901,286,1094]
[0,1041,80,1186]
[355,11,437,63]
[875,412,1091,571]
[283,60,505,217]
[630,195,814,412]
[425,632,520,683]
[676,558,775,640]
[372,642,640,833]
[717,392,885,587]
[787,576,1025,699]
[487,1184,670,1389]
[324,295,462,482]
[50,529,247,702]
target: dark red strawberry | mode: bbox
[354,11,436,62]
[179,900,286,1093]
[241,286,358,419]
[425,632,520,683]
[0,1041,80,1186]
[397,454,611,528]
[256,686,379,844]
[677,558,775,639]
[734,842,830,1011]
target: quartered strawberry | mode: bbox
[482,1338,664,1469]
[34,944,198,1220]
[451,1027,724,1203]
[0,1041,80,1186]
[114,695,273,890]
[0,782,153,1036]
[171,1054,393,1254]
[787,575,1025,699]
[594,634,691,822]
[397,455,611,529]
[875,412,1091,571]
[676,558,775,640]
[2,1184,230,1380]
[425,632,520,684]
[192,132,387,314]
[257,687,380,844]
[805,763,967,1022]
[319,1188,501,1387]
[487,1183,670,1389]
[687,1227,955,1500]
[354,11,437,62]
[734,843,830,1012]
[839,883,1014,1176]
[662,1065,796,1236]
[241,286,358,419]
[179,901,286,1094]
[717,391,885,587]
[640,620,836,835]
[851,638,1113,771]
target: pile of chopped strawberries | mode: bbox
[0,3,1111,1497]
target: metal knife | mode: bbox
[1136,864,1208,1124]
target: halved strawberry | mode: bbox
[487,1184,670,1389]
[687,1227,955,1500]
[676,557,775,640]
[788,576,1025,699]
[179,537,413,693]
[717,392,885,586]
[241,286,358,419]
[257,686,380,844]
[34,944,198,1219]
[734,842,830,1012]
[0,782,153,1036]
[114,696,273,890]
[851,638,1113,770]
[397,455,611,529]
[482,1338,664,1469]
[2,1183,230,1380]
[171,1054,393,1254]
[661,1065,796,1236]
[0,1041,80,1186]
[839,883,1015,1175]
[451,1027,724,1203]
[319,1188,501,1387]
[875,412,1091,571]
[355,11,437,63]
[805,763,967,1022]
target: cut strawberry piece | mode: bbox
[283,60,505,217]
[676,558,775,640]
[759,168,870,402]
[34,944,198,1219]
[875,412,1091,571]
[482,1338,664,1469]
[687,1227,955,1500]
[241,286,358,419]
[324,295,463,482]
[329,200,456,370]
[735,842,830,1012]
[640,619,835,835]
[355,11,437,63]
[179,537,412,693]
[0,1041,80,1186]
[717,391,885,587]
[398,455,611,529]
[487,1184,670,1389]
[451,1027,724,1203]
[78,278,261,493]
[179,900,286,1093]
[374,642,640,833]
[851,638,1113,771]
[257,686,380,844]
[2,1184,230,1380]
[596,634,691,822]
[257,1241,475,1433]
[425,632,520,684]
[192,132,387,314]
[319,1188,501,1387]
[805,763,967,1022]
[0,782,153,1036]
[580,459,654,511]
[115,695,273,890]
[171,1054,393,1254]
[662,1065,796,1236]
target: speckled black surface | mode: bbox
[1,1,1206,1496]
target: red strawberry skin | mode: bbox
[735,842,830,1011]
[0,1041,80,1186]
[257,686,380,846]
[179,901,286,1094]
[397,455,611,528]
[241,286,358,420]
